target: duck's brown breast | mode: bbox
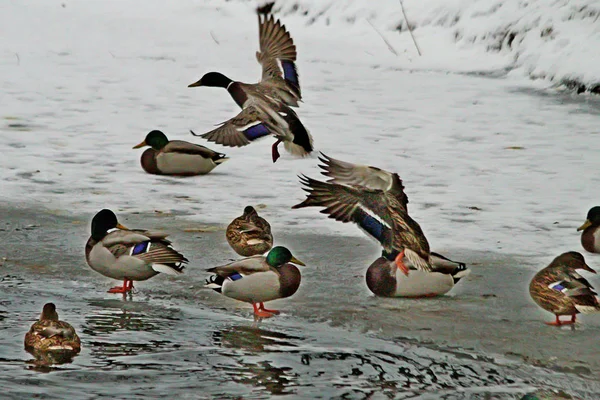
[278,264,301,299]
[366,257,397,297]
[581,226,600,253]
[140,148,161,175]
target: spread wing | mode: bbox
[163,140,226,160]
[256,12,301,100]
[207,255,270,277]
[318,153,408,210]
[191,106,272,147]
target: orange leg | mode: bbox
[108,278,133,294]
[253,303,276,318]
[395,250,409,276]
[259,302,280,315]
[545,314,576,326]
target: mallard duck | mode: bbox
[24,303,81,354]
[529,251,600,325]
[366,253,469,298]
[292,153,469,297]
[133,130,228,176]
[85,209,188,294]
[577,206,600,253]
[226,206,273,256]
[188,5,313,163]
[205,246,305,318]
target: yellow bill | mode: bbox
[577,220,592,231]
[290,256,305,266]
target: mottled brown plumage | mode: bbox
[24,303,81,355]
[226,206,273,256]
[529,251,600,325]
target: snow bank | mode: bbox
[271,0,600,92]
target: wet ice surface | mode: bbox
[0,209,599,399]
[2,0,600,398]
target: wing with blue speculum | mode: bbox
[191,105,273,147]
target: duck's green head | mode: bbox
[266,246,305,268]
[133,130,169,150]
[91,209,128,241]
[578,206,600,231]
[188,72,233,89]
[41,303,59,321]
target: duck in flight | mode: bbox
[188,4,312,163]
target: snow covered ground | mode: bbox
[1,0,599,265]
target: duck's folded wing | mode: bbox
[318,153,408,209]
[292,175,396,247]
[191,106,272,147]
[164,140,226,159]
[549,272,598,298]
[133,241,188,268]
[207,256,269,276]
[256,13,300,98]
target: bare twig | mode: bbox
[366,19,398,56]
[209,31,220,45]
[15,53,20,65]
[399,0,421,56]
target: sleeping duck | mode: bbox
[85,209,188,294]
[24,303,81,355]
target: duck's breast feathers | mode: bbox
[256,13,301,99]
[317,153,408,209]
[194,105,272,148]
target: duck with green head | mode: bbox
[188,5,313,163]
[529,251,600,325]
[577,206,600,253]
[133,130,228,176]
[205,246,305,318]
[86,209,188,294]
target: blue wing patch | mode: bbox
[282,60,298,86]
[244,123,270,141]
[359,214,385,242]
[228,272,243,281]
[131,242,150,255]
[549,282,566,292]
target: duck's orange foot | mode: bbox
[395,250,409,276]
[107,286,130,294]
[545,315,576,326]
[259,303,280,315]
[253,303,276,318]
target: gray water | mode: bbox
[1,207,599,399]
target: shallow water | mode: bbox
[1,208,599,399]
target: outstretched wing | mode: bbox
[191,105,272,147]
[256,11,301,100]
[318,153,408,210]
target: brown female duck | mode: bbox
[226,206,273,256]
[25,303,81,354]
[529,251,600,325]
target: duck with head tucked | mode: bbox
[205,246,305,318]
[25,303,81,355]
[292,153,469,297]
[85,209,188,294]
[226,206,273,256]
[133,130,228,176]
[577,206,600,253]
[529,251,600,325]
[188,4,312,163]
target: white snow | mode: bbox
[1,0,599,267]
